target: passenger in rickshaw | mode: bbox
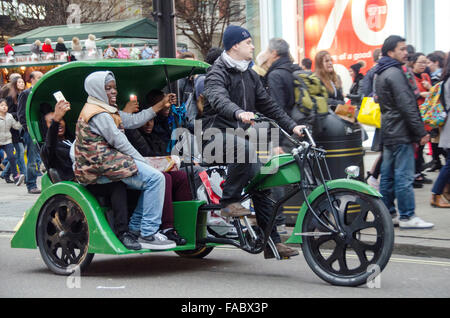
[73,71,177,250]
[39,100,141,250]
[125,90,193,245]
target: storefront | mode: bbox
[252,0,450,94]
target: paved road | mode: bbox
[1,234,449,298]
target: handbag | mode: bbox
[357,97,381,128]
[419,82,447,128]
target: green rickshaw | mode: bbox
[11,59,394,287]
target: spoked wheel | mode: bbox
[301,189,394,287]
[175,246,214,259]
[37,195,94,275]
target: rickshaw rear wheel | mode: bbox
[175,246,214,259]
[301,189,394,287]
[37,195,94,275]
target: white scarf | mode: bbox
[221,51,251,72]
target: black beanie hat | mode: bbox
[223,25,251,51]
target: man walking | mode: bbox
[375,35,433,229]
[202,25,305,259]
[17,71,43,194]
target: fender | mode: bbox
[11,174,206,254]
[285,179,381,244]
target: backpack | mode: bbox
[419,81,447,128]
[292,70,329,117]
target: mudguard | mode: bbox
[285,179,382,244]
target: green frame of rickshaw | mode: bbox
[10,58,218,255]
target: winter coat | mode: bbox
[0,113,22,145]
[202,55,297,133]
[42,43,53,53]
[55,43,68,52]
[374,56,428,146]
[439,78,450,149]
[264,56,302,116]
[41,120,75,181]
[5,96,21,143]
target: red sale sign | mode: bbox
[303,0,405,90]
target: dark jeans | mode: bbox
[161,170,193,230]
[432,150,450,195]
[87,182,129,236]
[380,143,416,220]
[206,133,281,244]
[0,143,18,178]
[23,132,38,190]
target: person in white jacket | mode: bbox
[0,98,24,186]
[85,34,97,57]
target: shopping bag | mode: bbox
[335,104,356,123]
[357,97,381,128]
[419,82,447,128]
[145,156,181,172]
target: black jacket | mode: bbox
[41,120,75,181]
[202,55,297,133]
[264,56,302,116]
[17,88,31,132]
[125,128,169,157]
[5,96,21,143]
[375,57,427,146]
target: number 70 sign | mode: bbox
[303,0,405,70]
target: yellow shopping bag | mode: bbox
[357,97,381,128]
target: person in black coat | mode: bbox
[202,26,305,259]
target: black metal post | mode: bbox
[153,0,176,58]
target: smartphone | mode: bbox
[53,91,66,103]
[130,94,137,102]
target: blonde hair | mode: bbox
[34,40,41,46]
[72,37,80,44]
[45,38,51,45]
[57,37,64,44]
[88,34,96,41]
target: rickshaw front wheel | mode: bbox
[36,195,94,275]
[175,246,214,259]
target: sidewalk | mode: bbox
[1,153,449,259]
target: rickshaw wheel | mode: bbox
[37,195,94,275]
[175,246,214,259]
[301,190,394,287]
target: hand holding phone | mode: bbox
[53,91,66,103]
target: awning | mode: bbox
[8,18,158,45]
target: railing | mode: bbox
[0,49,104,66]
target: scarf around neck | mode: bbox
[221,51,251,72]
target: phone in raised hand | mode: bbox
[53,91,66,103]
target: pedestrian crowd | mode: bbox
[0,25,449,254]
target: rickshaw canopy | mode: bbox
[26,58,210,144]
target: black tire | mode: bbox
[36,195,94,275]
[175,246,214,259]
[301,189,394,287]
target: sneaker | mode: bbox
[399,217,434,229]
[119,232,141,250]
[14,174,25,186]
[264,243,299,259]
[221,202,251,218]
[28,188,41,194]
[138,232,176,250]
[392,215,399,227]
[367,176,380,191]
[1,175,13,183]
[161,228,187,246]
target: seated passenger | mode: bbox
[73,71,177,250]
[125,91,192,245]
[40,100,140,250]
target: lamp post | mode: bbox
[153,0,176,58]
